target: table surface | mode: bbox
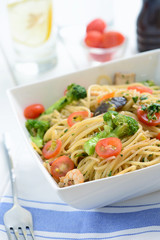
[0,0,143,210]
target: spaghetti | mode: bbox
[26,79,160,186]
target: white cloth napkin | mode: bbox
[1,130,160,240]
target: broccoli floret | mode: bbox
[108,114,139,138]
[103,111,118,128]
[26,119,50,148]
[84,111,139,155]
[66,83,87,101]
[44,84,87,115]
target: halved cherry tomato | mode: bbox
[101,31,125,48]
[42,140,62,159]
[97,91,115,103]
[24,104,45,119]
[127,86,153,94]
[95,137,122,159]
[156,133,160,140]
[86,18,107,33]
[67,111,92,127]
[137,107,160,126]
[51,156,74,180]
[84,31,103,48]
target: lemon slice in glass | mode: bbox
[7,0,52,47]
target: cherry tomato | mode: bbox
[42,140,62,159]
[137,107,160,126]
[101,31,125,48]
[24,104,45,119]
[51,156,74,180]
[95,137,122,159]
[127,85,153,94]
[86,18,107,33]
[67,111,91,127]
[84,31,103,48]
[156,133,160,140]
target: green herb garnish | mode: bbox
[141,105,147,111]
[132,96,138,103]
[140,95,148,100]
[75,153,88,158]
[141,103,160,121]
[108,171,112,177]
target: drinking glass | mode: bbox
[7,0,57,77]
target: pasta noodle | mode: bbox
[32,80,160,185]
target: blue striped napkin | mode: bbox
[1,133,160,240]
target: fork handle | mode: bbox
[3,135,18,204]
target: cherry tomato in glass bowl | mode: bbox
[84,31,103,48]
[24,104,45,119]
[67,111,92,127]
[84,30,126,63]
[42,140,62,159]
[51,156,74,180]
[127,85,153,94]
[95,137,122,159]
[84,31,125,49]
[137,107,160,126]
[101,31,125,48]
[86,18,107,33]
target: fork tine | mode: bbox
[13,228,20,240]
[5,228,12,240]
[28,226,35,239]
[21,227,29,240]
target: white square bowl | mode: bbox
[8,49,160,210]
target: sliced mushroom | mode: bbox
[94,97,127,116]
[94,102,112,116]
[114,72,135,85]
[110,97,127,110]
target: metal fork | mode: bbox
[2,133,35,240]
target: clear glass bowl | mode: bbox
[83,36,127,63]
